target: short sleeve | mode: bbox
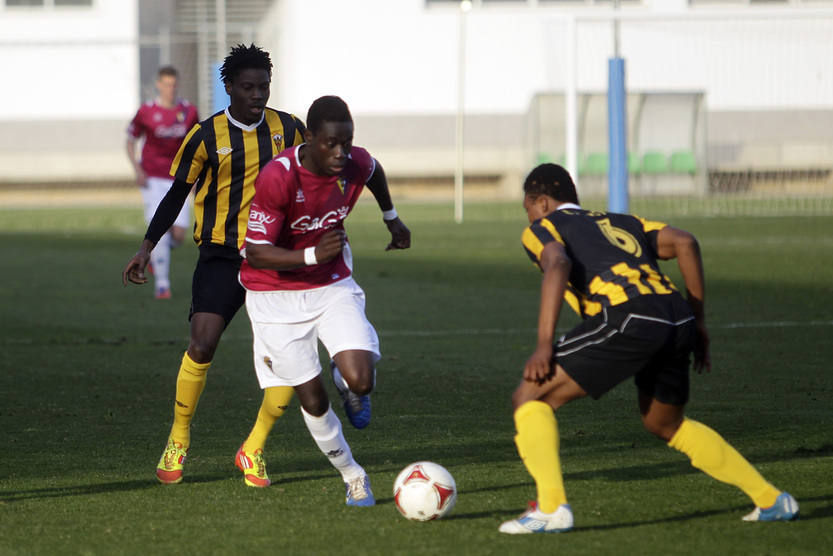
[127,108,144,139]
[521,217,564,267]
[636,215,667,257]
[170,123,207,183]
[245,157,291,246]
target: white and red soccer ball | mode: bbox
[393,461,457,521]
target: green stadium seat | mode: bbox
[641,151,669,174]
[670,150,697,175]
[536,152,555,164]
[583,152,608,176]
[628,152,641,175]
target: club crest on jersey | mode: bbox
[272,133,283,150]
[295,189,305,203]
[336,177,347,195]
[177,111,185,122]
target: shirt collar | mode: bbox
[557,202,582,211]
[225,107,264,132]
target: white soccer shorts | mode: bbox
[246,277,381,389]
[142,176,191,229]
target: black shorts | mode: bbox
[189,247,246,326]
[555,294,696,406]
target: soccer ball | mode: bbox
[392,461,457,521]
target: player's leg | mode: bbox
[641,394,796,521]
[638,317,797,521]
[295,377,375,506]
[156,312,224,484]
[156,255,245,484]
[235,386,292,487]
[169,186,192,249]
[235,313,299,488]
[318,278,379,429]
[145,177,173,298]
[499,364,583,534]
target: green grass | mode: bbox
[1,200,831,555]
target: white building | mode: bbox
[1,0,832,197]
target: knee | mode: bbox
[339,362,375,395]
[511,388,538,412]
[187,340,217,363]
[642,416,682,442]
[302,399,330,418]
[347,371,374,396]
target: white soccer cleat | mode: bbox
[499,501,574,534]
[742,492,799,522]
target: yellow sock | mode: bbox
[513,400,568,513]
[668,418,780,508]
[242,386,294,453]
[169,352,210,450]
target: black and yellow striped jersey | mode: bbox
[522,207,679,318]
[170,107,305,250]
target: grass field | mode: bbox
[1,200,832,555]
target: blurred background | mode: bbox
[1,0,832,214]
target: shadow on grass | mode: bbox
[564,444,833,483]
[0,479,166,503]
[449,494,832,528]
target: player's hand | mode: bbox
[135,168,148,188]
[122,250,150,286]
[384,217,411,251]
[314,229,347,264]
[693,321,711,373]
[524,345,555,385]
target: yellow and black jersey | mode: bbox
[170,107,305,251]
[522,207,679,318]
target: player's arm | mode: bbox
[655,225,711,372]
[125,138,146,187]
[121,177,192,286]
[525,241,571,384]
[365,159,411,251]
[245,230,346,270]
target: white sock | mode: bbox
[150,231,171,290]
[300,406,365,481]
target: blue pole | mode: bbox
[212,62,226,115]
[608,57,629,213]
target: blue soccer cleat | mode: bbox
[742,492,799,522]
[499,501,574,534]
[345,475,375,507]
[331,362,371,429]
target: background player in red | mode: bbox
[236,95,410,501]
[126,66,199,299]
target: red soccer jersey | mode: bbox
[127,99,199,178]
[240,145,376,291]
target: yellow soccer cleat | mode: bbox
[234,445,271,488]
[156,437,187,484]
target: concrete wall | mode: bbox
[2,0,833,186]
[0,0,138,181]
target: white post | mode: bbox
[454,0,471,224]
[565,15,578,188]
[216,0,227,58]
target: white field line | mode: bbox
[5,320,833,345]
[376,320,833,337]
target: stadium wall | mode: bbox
[0,0,138,182]
[1,0,832,203]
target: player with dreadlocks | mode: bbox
[122,44,307,486]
